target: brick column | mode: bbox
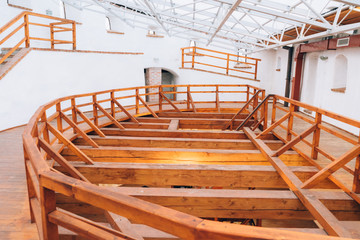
[145,67,161,102]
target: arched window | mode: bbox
[332,55,347,93]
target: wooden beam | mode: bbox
[168,120,179,131]
[95,103,125,130]
[60,112,99,148]
[256,112,291,139]
[223,90,261,130]
[112,98,139,123]
[301,145,360,189]
[54,162,335,189]
[160,92,181,113]
[108,122,169,129]
[137,95,159,118]
[157,112,247,119]
[187,91,197,112]
[96,128,259,139]
[47,123,94,165]
[272,124,317,157]
[105,212,144,240]
[75,106,106,137]
[38,138,90,183]
[48,209,137,240]
[62,146,304,164]
[73,135,283,150]
[244,127,352,237]
[56,188,359,221]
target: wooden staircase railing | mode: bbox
[0,11,76,65]
[181,46,261,81]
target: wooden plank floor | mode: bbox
[0,103,359,239]
[0,126,38,240]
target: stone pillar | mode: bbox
[145,67,161,102]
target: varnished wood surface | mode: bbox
[1,102,360,239]
[0,127,38,239]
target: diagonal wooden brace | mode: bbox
[95,103,125,129]
[160,92,181,113]
[256,112,291,139]
[302,144,360,189]
[137,95,159,118]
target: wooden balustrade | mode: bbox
[0,11,76,65]
[180,46,261,81]
[23,84,360,239]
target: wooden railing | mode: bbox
[0,11,76,65]
[22,84,359,239]
[254,95,360,200]
[181,47,261,81]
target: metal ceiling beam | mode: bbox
[141,0,170,35]
[207,0,243,45]
[91,0,134,27]
[334,0,360,7]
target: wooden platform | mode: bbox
[1,101,360,239]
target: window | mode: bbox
[331,55,347,93]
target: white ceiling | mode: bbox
[64,0,360,53]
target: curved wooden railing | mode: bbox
[23,84,358,240]
[181,47,261,81]
[0,11,76,65]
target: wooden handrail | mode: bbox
[22,84,360,239]
[0,11,76,66]
[181,46,261,81]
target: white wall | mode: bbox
[300,48,360,134]
[0,50,145,130]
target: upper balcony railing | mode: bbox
[181,47,261,81]
[0,11,76,65]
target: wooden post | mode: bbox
[40,187,59,240]
[311,112,322,159]
[23,147,35,223]
[181,49,184,68]
[92,95,98,126]
[41,113,50,145]
[191,46,195,69]
[246,86,249,102]
[226,54,229,75]
[253,88,258,120]
[56,103,63,133]
[72,22,76,50]
[263,92,268,130]
[271,96,277,124]
[353,135,360,193]
[159,86,163,112]
[287,103,295,141]
[71,98,77,134]
[110,92,115,117]
[135,88,139,114]
[216,85,219,112]
[254,60,258,80]
[24,14,30,48]
[50,23,54,49]
[187,86,191,110]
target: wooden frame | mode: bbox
[23,84,360,239]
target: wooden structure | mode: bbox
[23,84,360,239]
[0,11,76,65]
[180,47,261,81]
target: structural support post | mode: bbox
[311,112,322,159]
[291,49,304,110]
[24,14,30,48]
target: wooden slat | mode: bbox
[46,123,94,165]
[244,127,352,237]
[187,91,197,112]
[137,95,159,118]
[105,212,144,240]
[272,124,317,157]
[75,107,106,137]
[301,145,360,189]
[96,103,125,129]
[112,98,139,123]
[38,138,90,183]
[160,92,181,113]
[54,162,335,188]
[60,112,99,148]
[48,209,136,240]
[256,112,291,139]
